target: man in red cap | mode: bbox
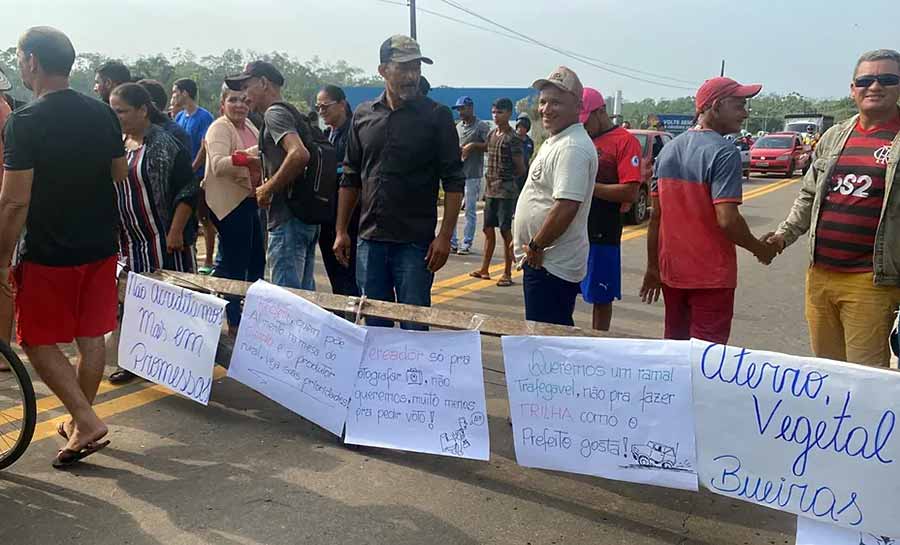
[579,87,643,331]
[640,76,776,344]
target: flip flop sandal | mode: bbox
[496,277,513,287]
[108,369,136,384]
[57,422,69,440]
[469,271,491,280]
[52,440,111,469]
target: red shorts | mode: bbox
[14,256,118,346]
[662,285,735,345]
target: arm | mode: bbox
[593,182,639,203]
[522,199,581,269]
[428,106,466,272]
[640,194,662,303]
[256,116,310,208]
[191,140,207,173]
[166,146,200,252]
[770,143,826,250]
[715,203,775,264]
[333,186,360,267]
[111,156,128,182]
[0,169,32,265]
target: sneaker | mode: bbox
[457,245,471,255]
[450,245,459,254]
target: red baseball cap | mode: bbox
[695,77,761,114]
[579,87,606,123]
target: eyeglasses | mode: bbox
[315,101,337,112]
[853,74,900,88]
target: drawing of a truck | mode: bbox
[631,441,676,469]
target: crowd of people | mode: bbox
[0,25,897,469]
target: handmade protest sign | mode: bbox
[119,272,226,405]
[345,329,489,460]
[503,337,697,491]
[692,339,900,536]
[228,281,367,436]
[796,517,896,545]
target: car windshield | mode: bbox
[786,123,813,133]
[754,137,793,149]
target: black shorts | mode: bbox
[484,197,515,231]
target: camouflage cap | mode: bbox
[379,35,434,65]
[531,66,584,99]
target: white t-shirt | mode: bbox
[513,122,598,283]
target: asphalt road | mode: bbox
[1,175,815,545]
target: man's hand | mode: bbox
[425,235,452,273]
[639,268,662,304]
[333,231,352,267]
[165,228,184,253]
[763,232,786,254]
[752,238,778,266]
[256,183,273,209]
[460,145,470,162]
[521,244,544,269]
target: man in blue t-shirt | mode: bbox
[171,78,216,272]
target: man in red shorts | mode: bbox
[0,26,128,467]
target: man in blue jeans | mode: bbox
[334,35,464,330]
[449,96,489,255]
[227,61,319,291]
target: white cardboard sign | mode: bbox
[797,516,896,545]
[118,272,226,405]
[345,328,489,460]
[503,337,698,491]
[228,281,367,436]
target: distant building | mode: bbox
[343,87,536,123]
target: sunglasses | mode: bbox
[853,74,900,88]
[315,101,337,112]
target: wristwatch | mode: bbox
[528,239,544,253]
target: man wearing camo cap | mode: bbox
[513,66,598,326]
[334,35,464,330]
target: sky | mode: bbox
[1,0,898,101]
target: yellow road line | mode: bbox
[16,177,799,445]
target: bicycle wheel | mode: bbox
[0,340,36,469]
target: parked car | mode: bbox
[749,132,811,177]
[625,129,673,224]
[726,133,752,178]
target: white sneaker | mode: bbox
[457,246,471,255]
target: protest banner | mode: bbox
[692,339,900,536]
[345,328,489,460]
[502,337,697,491]
[796,516,896,545]
[228,281,367,436]
[118,272,226,405]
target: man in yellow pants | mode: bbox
[767,49,900,367]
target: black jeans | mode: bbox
[318,206,361,297]
[210,198,266,326]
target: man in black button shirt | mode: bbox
[334,35,464,330]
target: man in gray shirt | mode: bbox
[450,96,489,255]
[226,61,318,290]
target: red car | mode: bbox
[625,129,673,224]
[749,132,811,177]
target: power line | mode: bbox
[433,0,697,90]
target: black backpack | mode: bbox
[263,101,338,225]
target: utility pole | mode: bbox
[720,59,725,77]
[409,0,417,39]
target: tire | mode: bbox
[662,461,674,470]
[742,169,749,179]
[0,340,36,470]
[625,185,650,225]
[786,161,795,177]
[637,455,651,467]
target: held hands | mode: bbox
[754,232,786,266]
[639,268,662,304]
[333,231,352,268]
[425,235,452,273]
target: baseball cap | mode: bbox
[695,77,761,114]
[532,66,583,98]
[379,35,433,65]
[225,61,285,91]
[578,87,606,123]
[452,96,474,109]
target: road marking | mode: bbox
[14,177,799,446]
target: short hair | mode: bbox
[17,26,75,77]
[97,60,131,85]
[854,49,900,78]
[492,97,514,112]
[173,78,199,100]
[137,79,167,111]
[320,84,352,116]
[111,83,168,124]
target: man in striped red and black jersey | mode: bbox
[770,49,900,367]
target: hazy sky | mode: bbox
[2,0,897,100]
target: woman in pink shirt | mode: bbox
[202,84,264,332]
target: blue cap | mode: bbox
[452,96,474,109]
